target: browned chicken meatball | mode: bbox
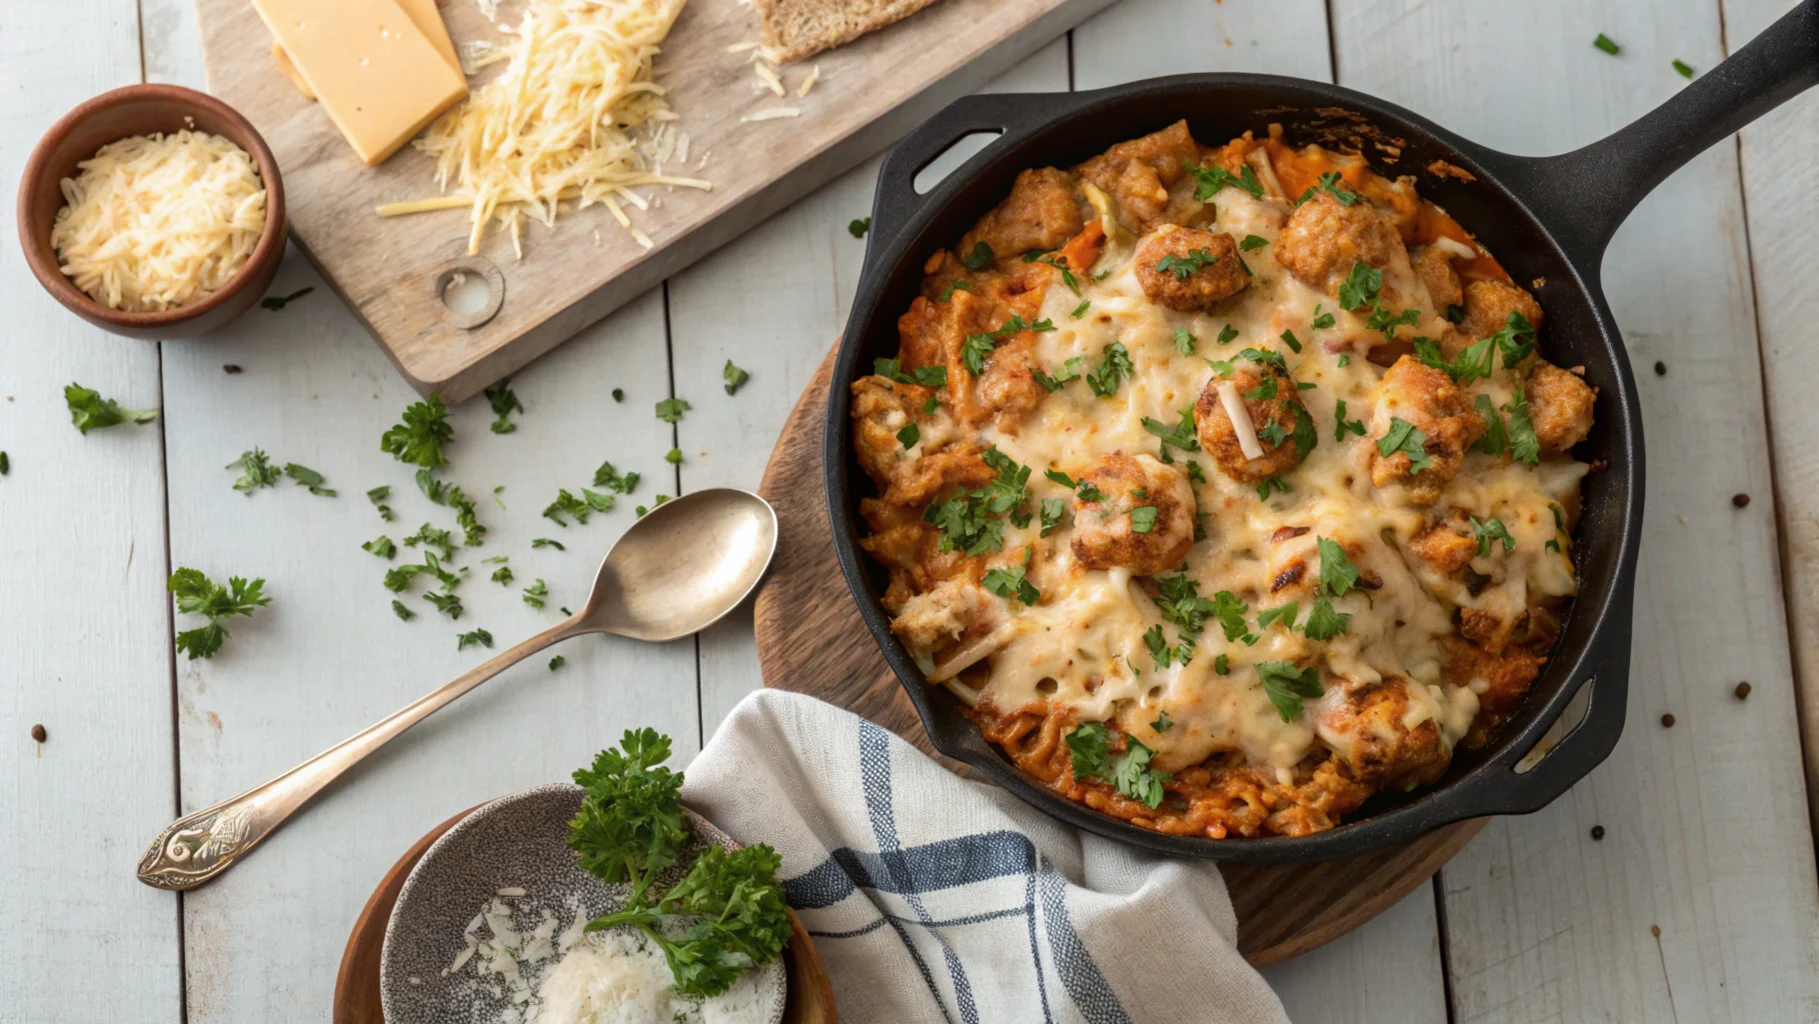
[1411,244,1464,311]
[1274,190,1406,301]
[1525,361,1596,452]
[1458,278,1543,340]
[1317,682,1452,789]
[1368,356,1486,504]
[851,375,993,507]
[1194,355,1311,484]
[958,167,1084,264]
[1069,453,1197,575]
[1133,226,1249,312]
[1408,509,1479,576]
[1073,120,1206,233]
[1444,636,1547,749]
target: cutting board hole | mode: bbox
[913,131,1004,194]
[433,258,505,330]
[1513,675,1594,773]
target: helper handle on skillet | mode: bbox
[1477,0,1819,262]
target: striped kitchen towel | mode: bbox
[681,690,1289,1024]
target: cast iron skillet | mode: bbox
[826,1,1819,864]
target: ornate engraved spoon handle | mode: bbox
[137,620,580,890]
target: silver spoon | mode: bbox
[135,487,778,891]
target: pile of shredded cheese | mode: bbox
[380,0,710,257]
[51,131,267,312]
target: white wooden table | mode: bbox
[7,0,1819,1020]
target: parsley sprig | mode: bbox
[1065,721,1170,809]
[169,568,270,660]
[961,316,1055,375]
[1377,416,1436,474]
[1257,661,1324,721]
[1296,171,1358,207]
[65,383,158,434]
[1155,249,1220,280]
[1181,160,1264,201]
[381,396,454,469]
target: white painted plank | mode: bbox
[158,257,702,1020]
[667,40,1072,737]
[0,1,184,1021]
[1725,0,1819,829]
[1073,4,1456,1021]
[1263,881,1449,1024]
[1331,2,1819,1021]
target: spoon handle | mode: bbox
[136,617,586,891]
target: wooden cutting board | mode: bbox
[753,347,1487,967]
[194,0,1116,401]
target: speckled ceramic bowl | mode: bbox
[380,783,787,1024]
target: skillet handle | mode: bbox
[1479,0,1819,261]
[867,91,1100,255]
[1444,581,1635,818]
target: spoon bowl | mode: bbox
[582,488,778,642]
[137,489,779,890]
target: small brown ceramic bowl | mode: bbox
[17,83,287,340]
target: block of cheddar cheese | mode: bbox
[252,0,468,165]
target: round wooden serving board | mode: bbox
[753,347,1486,968]
[332,808,837,1023]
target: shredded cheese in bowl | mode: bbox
[50,130,267,312]
[382,0,711,256]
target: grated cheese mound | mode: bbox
[389,0,710,256]
[51,131,267,312]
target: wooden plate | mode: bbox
[752,346,1486,968]
[332,807,837,1023]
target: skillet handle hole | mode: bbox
[912,131,1005,195]
[1512,675,1595,774]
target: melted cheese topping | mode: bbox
[51,131,267,312]
[895,186,1585,779]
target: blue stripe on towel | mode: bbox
[1037,855,1132,1024]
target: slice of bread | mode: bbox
[756,0,943,63]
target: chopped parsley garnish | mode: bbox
[1213,654,1230,675]
[543,488,615,526]
[418,469,486,547]
[1075,480,1107,503]
[897,423,920,449]
[227,449,281,494]
[923,447,1031,556]
[368,485,395,521]
[1128,506,1159,533]
[1366,304,1420,340]
[549,655,566,670]
[1086,342,1134,398]
[1471,516,1516,556]
[1032,356,1085,392]
[1302,597,1350,641]
[381,395,453,469]
[1336,261,1382,311]
[1142,409,1200,454]
[1311,305,1335,330]
[1182,160,1264,201]
[1673,58,1695,79]
[1489,311,1537,367]
[1039,497,1066,537]
[1334,399,1366,441]
[1023,249,1081,294]
[594,461,641,494]
[961,315,1055,375]
[612,388,625,402]
[723,360,751,395]
[485,378,523,434]
[1243,375,1279,401]
[1257,601,1299,632]
[1174,327,1197,355]
[1414,335,1492,383]
[1045,468,1076,488]
[1546,539,1563,553]
[1072,299,1092,319]
[1256,476,1292,500]
[1504,387,1541,465]
[665,448,684,465]
[456,628,493,650]
[982,550,1040,606]
[260,286,314,311]
[1151,710,1173,733]
[938,279,972,302]
[169,568,269,661]
[363,536,397,560]
[655,397,692,423]
[1594,33,1620,55]
[848,217,871,238]
[1257,661,1324,721]
[1377,416,1435,474]
[0,451,8,475]
[491,565,513,585]
[1240,234,1269,252]
[423,591,464,619]
[1279,329,1302,354]
[1155,249,1220,280]
[1291,405,1319,459]
[1317,536,1361,596]
[532,537,566,550]
[1216,326,1239,347]
[392,599,416,621]
[1258,420,1288,447]
[523,578,550,609]
[963,241,996,271]
[64,383,158,434]
[403,522,456,560]
[1065,722,1170,809]
[1472,394,1508,456]
[1297,171,1358,207]
[1211,588,1258,646]
[284,462,336,497]
[1337,354,1351,367]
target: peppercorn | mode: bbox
[1735,681,1751,700]
[1661,713,1676,728]
[1591,825,1605,840]
[1733,493,1751,508]
[1653,361,1666,376]
[29,724,46,743]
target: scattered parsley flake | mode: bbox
[1086,343,1134,398]
[1181,160,1263,201]
[485,378,523,434]
[363,536,397,560]
[1155,249,1220,280]
[1594,33,1621,55]
[65,383,157,434]
[723,360,751,395]
[1336,261,1382,311]
[549,655,566,670]
[1673,58,1695,79]
[847,217,871,238]
[284,462,336,497]
[1072,299,1092,319]
[168,568,269,660]
[1471,516,1516,556]
[1239,234,1269,252]
[523,578,550,610]
[1296,171,1358,207]
[1257,661,1323,721]
[897,423,920,449]
[532,537,566,550]
[1377,416,1436,474]
[655,397,691,423]
[963,241,995,271]
[456,628,494,650]
[381,395,453,469]
[392,599,416,621]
